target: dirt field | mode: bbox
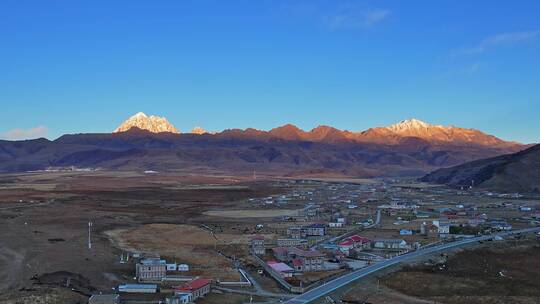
[0,287,87,304]
[0,171,284,302]
[106,224,276,281]
[383,238,540,304]
[204,208,302,218]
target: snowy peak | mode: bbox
[110,114,521,149]
[387,118,432,131]
[114,112,179,134]
[133,112,147,118]
[376,118,513,146]
[191,127,208,134]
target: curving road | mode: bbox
[285,227,540,304]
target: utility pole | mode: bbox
[88,220,93,250]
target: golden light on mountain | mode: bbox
[191,127,208,134]
[114,112,179,134]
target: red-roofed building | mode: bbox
[338,240,354,255]
[292,258,303,271]
[174,278,211,302]
[333,250,346,261]
[343,235,371,251]
[348,235,370,244]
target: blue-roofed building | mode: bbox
[118,284,158,293]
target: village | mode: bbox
[87,178,540,304]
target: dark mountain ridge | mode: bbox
[0,125,529,177]
[420,144,540,192]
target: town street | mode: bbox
[284,227,540,304]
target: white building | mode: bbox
[373,238,407,249]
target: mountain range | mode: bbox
[115,113,518,148]
[0,113,530,177]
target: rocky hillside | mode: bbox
[421,144,540,192]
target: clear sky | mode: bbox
[0,0,539,143]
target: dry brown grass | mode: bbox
[204,209,302,218]
[0,287,86,304]
[106,224,275,281]
[383,240,540,304]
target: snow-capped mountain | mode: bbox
[191,127,208,134]
[373,118,516,146]
[114,112,179,134]
[1,116,528,176]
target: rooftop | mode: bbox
[339,240,354,246]
[272,247,289,254]
[175,278,212,292]
[347,235,370,243]
[289,247,325,258]
[89,294,119,304]
[119,284,157,290]
[268,261,294,272]
[373,238,406,243]
[303,223,326,229]
[140,258,166,265]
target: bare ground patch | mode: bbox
[106,224,275,281]
[203,209,302,218]
[383,239,540,304]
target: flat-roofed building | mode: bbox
[276,238,308,248]
[302,223,326,236]
[267,261,294,278]
[288,247,325,272]
[136,258,166,282]
[118,284,157,293]
[286,227,304,239]
[89,294,119,304]
[251,235,266,255]
[373,238,407,250]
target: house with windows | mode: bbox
[347,235,371,249]
[302,223,326,236]
[433,219,451,235]
[136,258,167,282]
[286,227,305,239]
[251,235,266,255]
[287,247,325,272]
[372,238,408,250]
[276,238,308,248]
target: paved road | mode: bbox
[285,227,540,304]
[215,286,294,299]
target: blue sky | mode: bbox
[0,0,539,143]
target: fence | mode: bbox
[251,253,304,293]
